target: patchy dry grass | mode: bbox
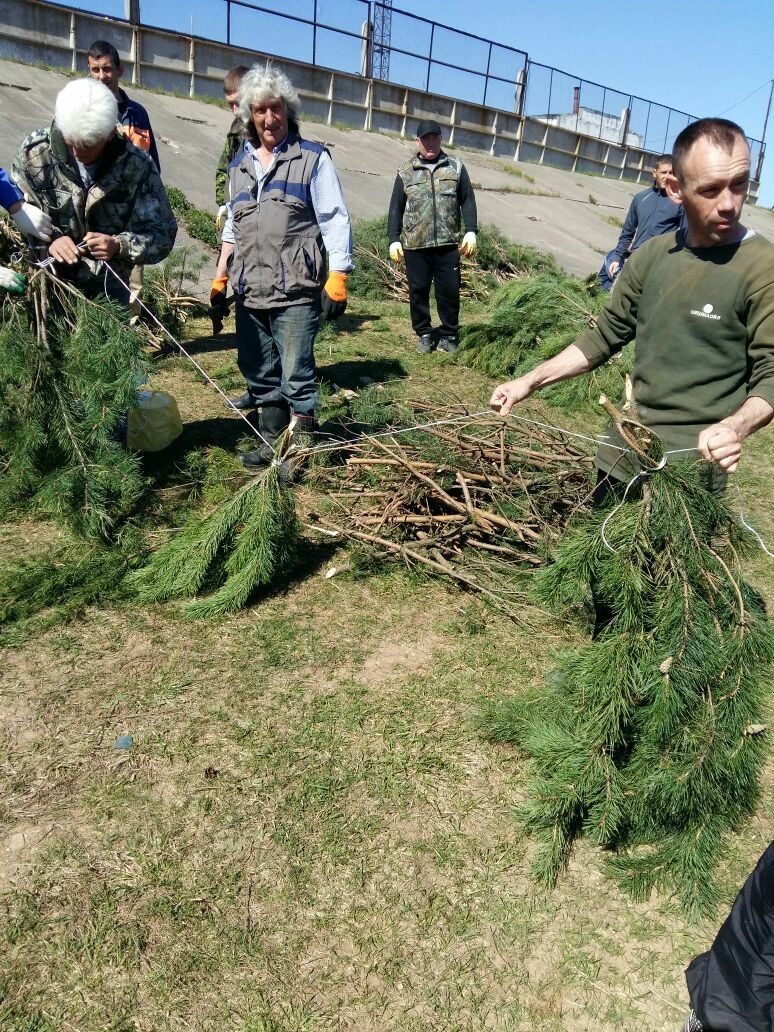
[1,293,773,1030]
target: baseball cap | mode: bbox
[416,119,442,138]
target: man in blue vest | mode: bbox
[214,64,353,468]
[388,120,478,353]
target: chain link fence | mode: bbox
[51,0,767,176]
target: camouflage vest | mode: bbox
[397,152,462,250]
[229,135,325,309]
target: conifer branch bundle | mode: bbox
[349,217,557,303]
[142,248,207,339]
[0,533,145,646]
[0,272,148,539]
[481,459,772,913]
[130,462,300,617]
[456,274,631,416]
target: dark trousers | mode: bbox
[404,244,461,338]
[235,298,321,416]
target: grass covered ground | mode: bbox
[1,286,773,1031]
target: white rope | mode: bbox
[27,250,770,557]
[735,484,774,557]
[302,406,701,461]
[600,456,667,553]
[506,411,621,451]
[302,408,500,454]
[34,252,274,452]
[301,407,638,458]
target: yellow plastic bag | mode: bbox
[127,390,183,452]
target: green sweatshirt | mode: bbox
[575,229,774,476]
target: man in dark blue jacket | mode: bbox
[87,40,161,172]
[599,154,683,290]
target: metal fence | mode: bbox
[50,0,767,175]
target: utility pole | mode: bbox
[756,78,773,184]
[125,0,140,23]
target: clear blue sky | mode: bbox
[67,0,774,205]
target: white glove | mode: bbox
[11,202,53,242]
[0,266,26,294]
[389,241,404,263]
[460,231,477,257]
[216,205,228,233]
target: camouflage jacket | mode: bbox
[389,151,477,250]
[13,123,177,292]
[215,116,244,207]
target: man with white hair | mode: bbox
[13,78,176,302]
[214,63,353,468]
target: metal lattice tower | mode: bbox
[372,0,393,81]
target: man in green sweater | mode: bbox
[491,118,773,480]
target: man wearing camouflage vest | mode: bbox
[388,120,478,353]
[13,78,176,304]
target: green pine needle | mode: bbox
[132,465,300,616]
[0,280,148,540]
[480,461,773,913]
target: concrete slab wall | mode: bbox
[0,0,761,201]
[2,56,772,282]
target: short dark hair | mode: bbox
[654,153,672,166]
[88,40,122,69]
[672,118,747,179]
[223,65,250,95]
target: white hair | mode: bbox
[239,63,300,138]
[55,79,118,147]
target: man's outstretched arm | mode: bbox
[490,344,592,414]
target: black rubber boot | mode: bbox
[227,390,260,410]
[241,401,291,470]
[291,412,319,433]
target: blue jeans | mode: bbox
[235,298,321,415]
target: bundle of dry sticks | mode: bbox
[309,404,596,614]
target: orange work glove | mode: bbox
[209,275,229,335]
[321,271,348,321]
[210,275,229,309]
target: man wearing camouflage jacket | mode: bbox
[215,65,249,231]
[388,120,478,353]
[13,78,176,303]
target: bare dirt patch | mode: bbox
[0,820,59,891]
[357,630,446,688]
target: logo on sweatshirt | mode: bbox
[690,302,721,321]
